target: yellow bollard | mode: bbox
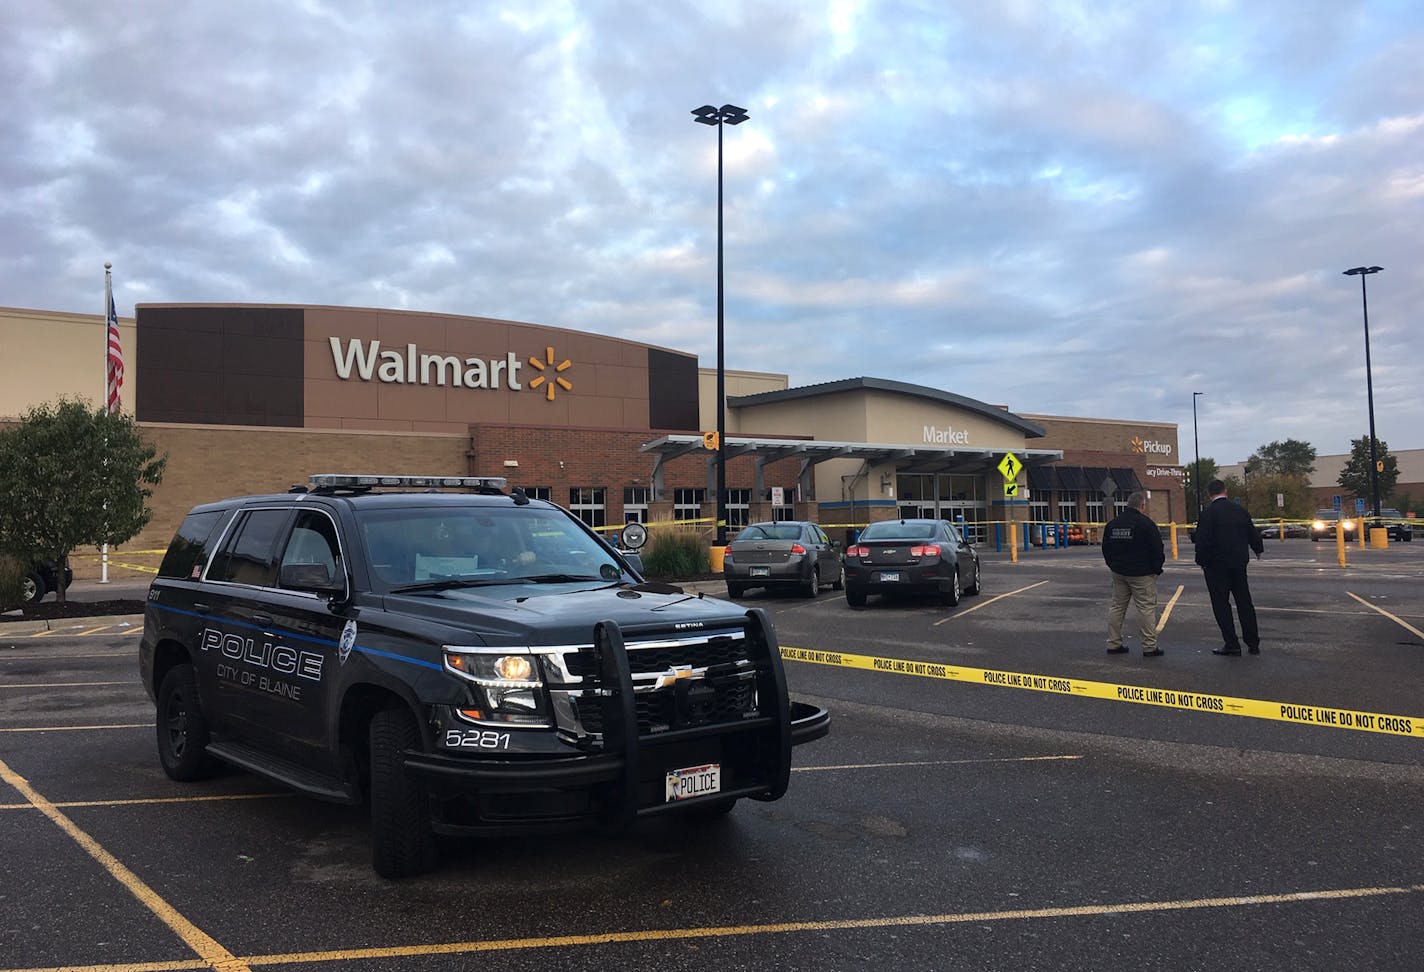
[1169,522,1179,561]
[1277,517,1285,543]
[708,545,726,572]
[1010,523,1018,563]
[1369,526,1389,550]
[1336,523,1347,567]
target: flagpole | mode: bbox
[101,261,112,584]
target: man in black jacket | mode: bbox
[1194,479,1265,656]
[1102,491,1166,657]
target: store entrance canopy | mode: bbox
[639,434,1063,501]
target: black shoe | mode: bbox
[1143,648,1164,657]
[1106,646,1129,654]
[1247,645,1260,655]
[1212,646,1242,656]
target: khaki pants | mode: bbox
[1107,572,1159,650]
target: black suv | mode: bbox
[1377,509,1414,542]
[140,474,829,877]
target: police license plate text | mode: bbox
[750,566,770,577]
[878,571,901,582]
[666,763,721,801]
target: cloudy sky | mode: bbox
[3,1,1421,464]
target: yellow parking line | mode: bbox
[794,754,1081,772]
[0,793,290,812]
[1347,591,1424,641]
[0,755,249,972]
[12,882,1408,971]
[1156,585,1185,632]
[933,580,1049,625]
[22,626,143,638]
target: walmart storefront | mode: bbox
[0,303,1186,559]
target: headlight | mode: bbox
[444,649,549,726]
[1341,520,1354,531]
[1312,521,1325,530]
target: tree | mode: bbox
[0,400,166,604]
[1248,439,1317,478]
[1183,457,1219,513]
[1337,435,1398,512]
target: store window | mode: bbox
[726,488,750,528]
[623,486,650,523]
[519,486,552,502]
[568,487,606,529]
[1086,498,1105,524]
[1058,493,1078,523]
[674,488,705,521]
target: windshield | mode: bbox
[357,505,624,589]
[860,521,937,541]
[735,524,801,541]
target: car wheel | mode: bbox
[846,587,867,609]
[370,708,436,879]
[156,664,216,781]
[804,566,819,598]
[939,568,962,607]
[831,563,845,591]
[964,560,981,595]
[21,571,45,605]
[726,582,745,599]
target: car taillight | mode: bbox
[910,544,941,558]
[790,543,806,555]
[847,545,869,557]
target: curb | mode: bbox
[0,614,145,639]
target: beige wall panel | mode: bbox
[569,396,625,428]
[1023,414,1180,464]
[698,369,790,432]
[305,377,381,420]
[412,420,473,434]
[304,306,379,342]
[376,310,447,348]
[444,316,513,355]
[0,307,137,418]
[734,394,869,442]
[342,417,416,431]
[377,381,449,422]
[863,391,1027,451]
[593,364,648,398]
[624,398,651,429]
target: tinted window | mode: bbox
[208,509,291,587]
[278,510,342,588]
[156,510,230,580]
[861,521,937,541]
[736,523,802,541]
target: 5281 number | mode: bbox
[444,729,511,750]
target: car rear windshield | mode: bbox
[860,521,936,540]
[736,524,801,541]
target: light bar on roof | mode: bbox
[308,474,508,490]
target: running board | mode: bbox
[206,740,361,805]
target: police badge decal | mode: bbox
[339,620,358,665]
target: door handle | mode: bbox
[193,603,211,614]
[252,614,274,627]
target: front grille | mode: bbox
[573,680,756,735]
[561,628,749,677]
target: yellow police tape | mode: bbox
[779,645,1423,740]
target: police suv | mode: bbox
[140,474,830,878]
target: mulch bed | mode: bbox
[0,600,148,623]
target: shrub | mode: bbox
[639,529,711,580]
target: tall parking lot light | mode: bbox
[692,103,748,545]
[1343,266,1384,521]
[1192,391,1203,515]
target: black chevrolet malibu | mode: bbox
[843,518,981,608]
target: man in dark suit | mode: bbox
[1194,479,1265,655]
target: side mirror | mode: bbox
[279,562,345,596]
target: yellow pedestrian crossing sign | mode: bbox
[1004,482,1020,498]
[997,452,1022,481]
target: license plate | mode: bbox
[666,763,721,801]
[750,566,770,577]
[878,571,901,582]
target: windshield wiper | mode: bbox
[518,573,604,584]
[389,578,517,594]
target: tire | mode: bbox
[964,560,981,596]
[939,568,962,607]
[804,566,819,598]
[156,664,216,781]
[726,582,745,599]
[846,587,867,609]
[370,708,436,879]
[21,572,45,605]
[831,563,845,591]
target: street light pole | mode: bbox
[1192,391,1203,515]
[692,103,748,546]
[1343,266,1384,521]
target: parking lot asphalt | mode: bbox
[3,540,1423,970]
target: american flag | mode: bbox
[105,274,123,414]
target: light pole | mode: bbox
[1343,266,1384,522]
[692,103,748,546]
[1192,391,1203,515]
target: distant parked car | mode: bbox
[1376,509,1414,542]
[723,521,843,598]
[843,518,980,609]
[1256,522,1308,539]
[22,561,73,605]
